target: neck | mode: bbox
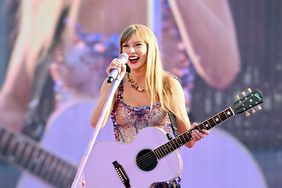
[129,71,146,83]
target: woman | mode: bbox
[91,24,209,187]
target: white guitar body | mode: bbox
[83,127,183,188]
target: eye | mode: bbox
[135,43,143,46]
[122,44,129,47]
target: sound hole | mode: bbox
[136,149,158,171]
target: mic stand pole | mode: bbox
[71,77,121,188]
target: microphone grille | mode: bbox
[118,53,129,62]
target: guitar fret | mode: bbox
[207,118,216,128]
[56,162,68,188]
[159,145,165,155]
[67,168,77,187]
[213,115,222,124]
[198,124,206,130]
[183,132,192,142]
[224,108,234,117]
[164,144,169,155]
[158,147,165,158]
[154,149,161,159]
[180,135,186,144]
[20,143,34,169]
[30,148,45,175]
[168,142,174,152]
[53,160,67,187]
[26,147,39,172]
[48,157,61,186]
[0,130,12,155]
[61,162,76,188]
[174,138,182,147]
[14,140,27,165]
[42,154,56,182]
[171,140,178,150]
[219,111,228,121]
[37,151,52,180]
[2,133,13,155]
[36,150,47,176]
[201,121,209,130]
[5,134,18,162]
[61,165,74,188]
[24,145,36,171]
[160,146,166,156]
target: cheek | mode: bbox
[138,48,147,56]
[122,48,129,53]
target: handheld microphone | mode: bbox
[107,53,129,83]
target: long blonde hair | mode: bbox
[119,24,181,118]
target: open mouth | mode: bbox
[129,56,139,64]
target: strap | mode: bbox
[168,111,179,137]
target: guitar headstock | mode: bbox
[232,88,263,116]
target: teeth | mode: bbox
[129,57,138,60]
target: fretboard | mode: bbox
[154,107,235,159]
[0,126,77,188]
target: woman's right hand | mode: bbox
[106,58,127,81]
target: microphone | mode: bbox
[107,53,129,83]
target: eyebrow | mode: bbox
[123,41,144,44]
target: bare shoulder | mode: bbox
[163,72,183,92]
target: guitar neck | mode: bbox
[154,107,235,159]
[0,126,77,188]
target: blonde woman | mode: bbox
[91,24,209,188]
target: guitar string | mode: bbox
[137,112,232,167]
[135,134,190,167]
[136,128,210,167]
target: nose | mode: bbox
[129,47,135,54]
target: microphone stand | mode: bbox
[71,77,121,188]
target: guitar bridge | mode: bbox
[112,160,131,188]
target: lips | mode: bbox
[129,56,139,64]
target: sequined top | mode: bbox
[110,80,173,143]
[110,80,182,187]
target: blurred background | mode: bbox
[0,0,281,188]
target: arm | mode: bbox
[90,79,118,128]
[90,58,126,128]
[169,0,240,89]
[170,78,209,148]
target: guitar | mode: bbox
[0,126,77,187]
[81,89,263,188]
[0,89,263,188]
[0,100,100,188]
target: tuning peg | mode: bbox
[251,108,256,113]
[241,91,247,96]
[236,94,241,100]
[247,88,252,93]
[245,111,250,117]
[255,105,262,111]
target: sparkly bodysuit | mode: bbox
[110,80,181,188]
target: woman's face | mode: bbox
[122,33,148,72]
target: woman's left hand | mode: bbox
[190,122,209,142]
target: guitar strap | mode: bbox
[168,111,179,137]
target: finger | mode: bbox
[120,63,126,72]
[194,129,204,138]
[202,129,209,135]
[191,122,198,128]
[191,130,201,140]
